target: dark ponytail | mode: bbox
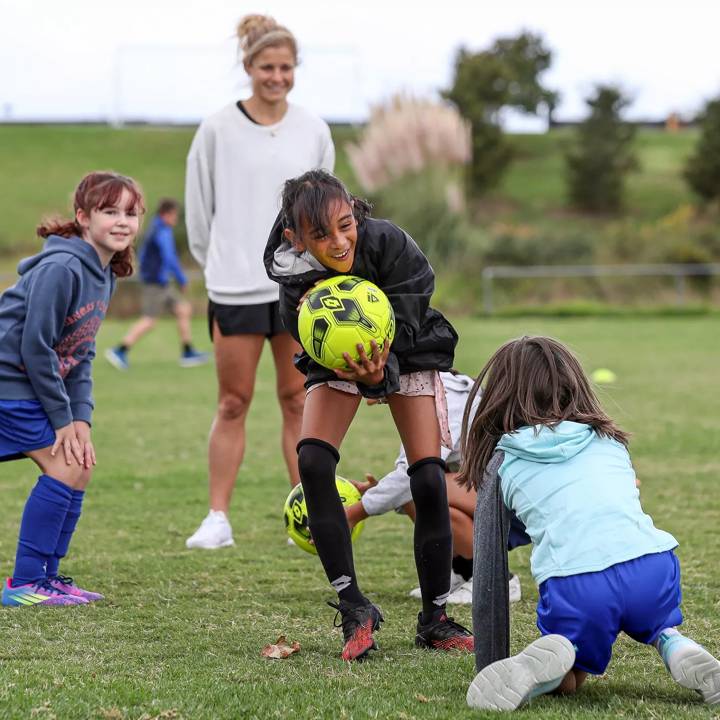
[281,169,371,238]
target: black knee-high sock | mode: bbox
[409,457,453,623]
[297,439,367,606]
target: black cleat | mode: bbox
[415,609,474,652]
[327,599,384,661]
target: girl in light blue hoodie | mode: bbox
[0,171,144,607]
[458,335,719,711]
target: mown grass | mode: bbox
[0,123,360,262]
[490,128,699,222]
[0,315,718,719]
[0,123,702,259]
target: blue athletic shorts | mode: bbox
[0,399,55,462]
[536,550,683,675]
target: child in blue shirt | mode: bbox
[105,198,209,370]
[0,171,144,607]
[459,335,719,710]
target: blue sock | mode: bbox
[46,488,84,578]
[12,475,73,586]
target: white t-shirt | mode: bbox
[185,102,335,305]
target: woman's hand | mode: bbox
[334,340,390,386]
[51,423,83,466]
[73,420,96,469]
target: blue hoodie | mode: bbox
[139,215,187,287]
[496,421,677,585]
[0,235,115,429]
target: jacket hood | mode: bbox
[497,421,595,463]
[263,213,328,288]
[17,235,107,281]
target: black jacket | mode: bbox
[263,215,458,397]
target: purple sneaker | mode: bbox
[2,577,88,607]
[48,575,104,602]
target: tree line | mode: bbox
[444,32,720,212]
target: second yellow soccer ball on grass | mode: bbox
[284,477,365,554]
[297,275,395,370]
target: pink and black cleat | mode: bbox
[47,575,104,602]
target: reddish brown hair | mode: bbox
[37,171,145,278]
[457,336,629,490]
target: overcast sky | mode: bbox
[2,0,720,127]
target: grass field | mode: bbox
[0,316,718,720]
[0,123,702,259]
[0,124,359,260]
[492,128,699,222]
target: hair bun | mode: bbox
[236,14,278,52]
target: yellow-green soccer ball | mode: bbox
[283,476,365,555]
[297,275,395,370]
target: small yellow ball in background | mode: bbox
[591,368,617,384]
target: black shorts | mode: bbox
[207,300,287,340]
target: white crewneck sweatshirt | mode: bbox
[185,102,335,305]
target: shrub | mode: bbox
[565,85,638,213]
[684,97,720,205]
[345,95,472,263]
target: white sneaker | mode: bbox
[466,634,576,711]
[447,577,473,604]
[409,570,464,599]
[662,633,720,706]
[509,573,522,603]
[443,573,521,606]
[185,510,235,549]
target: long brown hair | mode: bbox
[457,336,629,490]
[37,171,145,278]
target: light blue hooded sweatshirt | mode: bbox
[496,421,677,585]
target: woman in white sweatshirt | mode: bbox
[184,14,335,549]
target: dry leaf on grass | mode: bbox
[261,635,301,659]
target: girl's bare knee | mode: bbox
[554,670,578,695]
[40,461,85,489]
[554,669,586,695]
[76,467,93,490]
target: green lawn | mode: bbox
[0,124,360,261]
[0,124,703,259]
[492,128,699,222]
[0,316,718,719]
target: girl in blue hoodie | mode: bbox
[458,335,719,710]
[0,171,144,607]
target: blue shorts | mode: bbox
[0,400,55,462]
[537,550,683,675]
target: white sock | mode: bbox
[654,627,685,666]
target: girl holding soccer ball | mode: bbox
[264,169,473,661]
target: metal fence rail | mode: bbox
[481,263,720,314]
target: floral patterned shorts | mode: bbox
[307,370,452,450]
